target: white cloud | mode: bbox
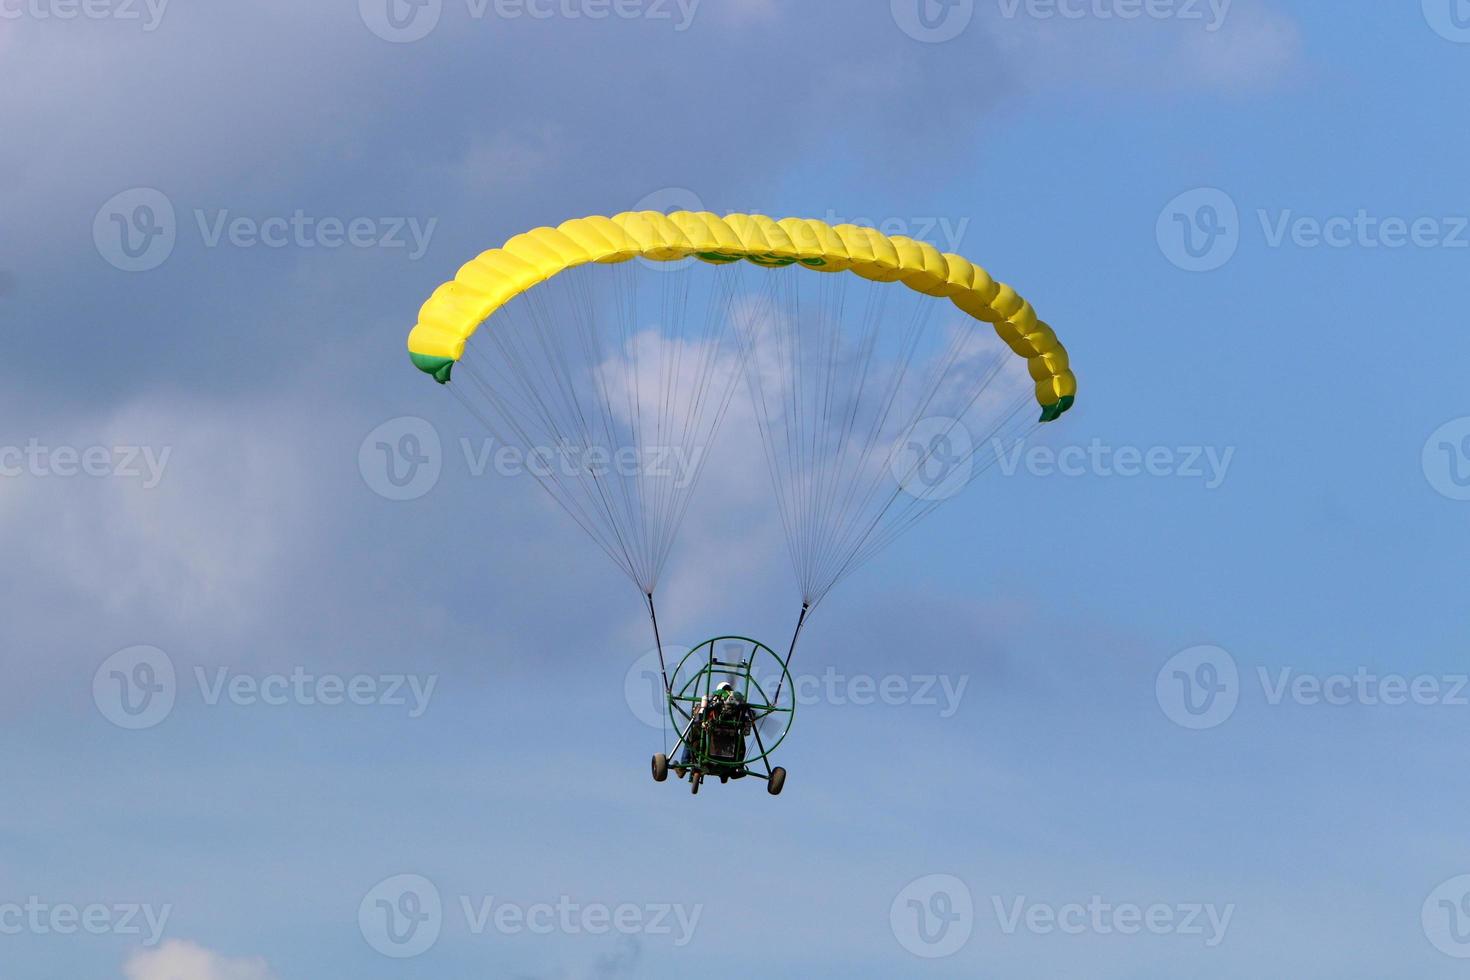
[1176,6,1301,93]
[449,126,568,197]
[124,940,275,980]
[985,1,1301,96]
[4,394,314,630]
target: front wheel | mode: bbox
[690,772,702,795]
[651,753,668,782]
[767,767,786,796]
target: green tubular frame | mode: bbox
[666,635,795,769]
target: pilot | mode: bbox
[680,682,753,767]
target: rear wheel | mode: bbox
[767,767,786,796]
[651,753,668,783]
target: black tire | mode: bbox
[690,773,701,795]
[651,753,668,783]
[767,766,786,796]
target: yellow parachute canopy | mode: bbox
[407,211,1075,420]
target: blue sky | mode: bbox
[4,1,1470,977]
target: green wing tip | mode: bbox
[410,353,456,384]
[1038,394,1075,423]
